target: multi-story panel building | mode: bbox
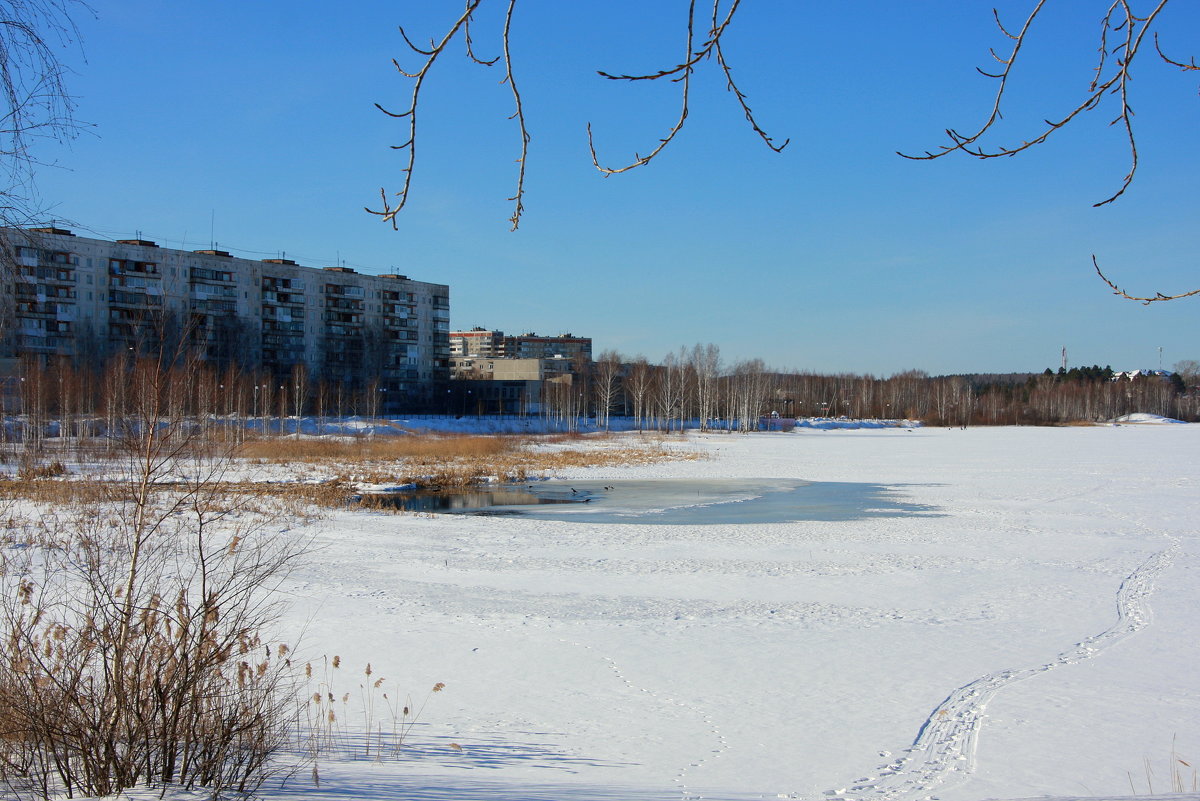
[507,332,591,362]
[1,227,450,410]
[450,328,591,364]
[449,328,508,359]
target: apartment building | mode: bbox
[450,328,591,364]
[1,226,450,409]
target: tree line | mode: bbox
[3,353,394,453]
[4,346,1198,446]
[543,347,1200,430]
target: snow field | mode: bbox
[277,425,1200,801]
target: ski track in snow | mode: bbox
[795,534,1179,801]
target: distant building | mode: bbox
[450,328,591,366]
[1112,369,1174,381]
[450,356,574,382]
[448,358,575,415]
[1,226,451,410]
[506,332,591,362]
[448,329,590,416]
[450,328,509,359]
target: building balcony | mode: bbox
[189,266,234,284]
[190,299,237,313]
[109,259,159,276]
[324,297,364,311]
[14,301,60,317]
[109,291,163,307]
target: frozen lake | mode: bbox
[286,425,1200,801]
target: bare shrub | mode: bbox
[0,351,307,800]
[0,499,301,798]
[14,456,66,480]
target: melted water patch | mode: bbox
[363,479,937,524]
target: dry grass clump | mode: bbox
[298,655,447,764]
[15,457,67,480]
[0,475,111,506]
[240,434,516,464]
[271,481,359,514]
[1129,739,1198,794]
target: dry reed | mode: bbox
[240,434,515,463]
[0,433,698,513]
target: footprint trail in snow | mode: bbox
[799,538,1177,801]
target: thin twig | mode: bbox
[712,2,787,153]
[1154,31,1199,72]
[899,0,1172,208]
[1092,255,1200,303]
[367,1,488,229]
[501,0,529,230]
[588,0,699,175]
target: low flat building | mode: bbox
[448,357,576,415]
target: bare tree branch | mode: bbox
[588,0,697,175]
[712,1,788,154]
[375,0,787,227]
[1093,255,1200,303]
[593,0,739,82]
[900,0,1172,208]
[366,1,488,230]
[0,1,88,226]
[588,0,786,172]
[501,0,528,230]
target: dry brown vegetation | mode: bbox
[240,433,516,464]
[238,432,698,501]
[0,433,697,513]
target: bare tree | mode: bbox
[592,349,623,431]
[690,343,721,431]
[291,362,309,421]
[624,356,655,430]
[369,0,785,230]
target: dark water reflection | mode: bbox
[363,479,937,524]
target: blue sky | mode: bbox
[30,1,1200,375]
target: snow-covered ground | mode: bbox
[269,424,1199,801]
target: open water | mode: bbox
[363,478,938,524]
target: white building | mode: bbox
[1,226,450,409]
